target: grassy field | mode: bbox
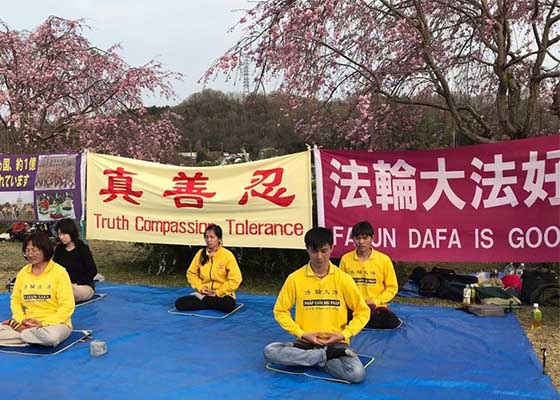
[0,240,558,389]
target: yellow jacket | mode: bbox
[273,262,370,344]
[339,249,398,306]
[187,246,242,298]
[11,259,75,328]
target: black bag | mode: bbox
[431,267,456,275]
[437,279,465,302]
[520,268,559,305]
[530,283,560,307]
[418,267,477,301]
[419,273,441,297]
[410,266,427,283]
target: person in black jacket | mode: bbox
[53,219,97,302]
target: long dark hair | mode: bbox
[199,224,223,265]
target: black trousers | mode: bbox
[175,294,236,313]
[348,306,400,330]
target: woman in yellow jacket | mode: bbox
[0,232,75,347]
[175,224,242,313]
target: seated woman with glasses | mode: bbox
[53,219,98,302]
[0,232,75,347]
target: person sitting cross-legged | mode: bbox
[53,218,98,303]
[175,224,242,313]
[263,227,370,383]
[0,232,75,347]
[339,221,400,330]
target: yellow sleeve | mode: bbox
[338,255,347,272]
[374,258,399,305]
[273,275,304,339]
[340,274,370,340]
[43,268,75,326]
[187,251,204,291]
[215,252,243,297]
[10,268,25,323]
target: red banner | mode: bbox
[315,136,560,262]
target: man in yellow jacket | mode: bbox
[339,221,400,329]
[264,227,370,383]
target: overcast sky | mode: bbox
[2,0,257,106]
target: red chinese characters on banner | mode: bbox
[238,168,295,207]
[163,171,216,209]
[99,167,144,205]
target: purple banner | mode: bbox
[0,153,84,222]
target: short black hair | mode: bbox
[304,227,333,250]
[56,218,80,242]
[23,232,54,261]
[351,221,374,238]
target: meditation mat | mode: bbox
[363,317,404,331]
[0,330,91,356]
[266,354,374,384]
[0,283,557,400]
[76,293,107,307]
[168,303,244,319]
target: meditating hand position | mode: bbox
[340,221,400,330]
[0,232,75,347]
[263,227,370,383]
[175,224,242,313]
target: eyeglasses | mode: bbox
[23,247,42,257]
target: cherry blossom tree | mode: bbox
[209,0,560,147]
[0,16,182,161]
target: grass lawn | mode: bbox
[0,239,558,389]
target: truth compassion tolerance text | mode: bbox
[93,214,305,236]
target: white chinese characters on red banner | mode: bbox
[316,135,560,261]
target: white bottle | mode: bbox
[463,285,472,305]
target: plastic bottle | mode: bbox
[463,285,471,305]
[470,284,477,304]
[504,262,515,275]
[531,303,542,329]
[90,340,108,356]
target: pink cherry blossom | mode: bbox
[0,16,182,162]
[207,0,560,147]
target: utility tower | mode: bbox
[241,52,250,99]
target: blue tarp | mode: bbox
[1,283,557,400]
[397,280,422,298]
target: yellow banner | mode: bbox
[86,152,312,248]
